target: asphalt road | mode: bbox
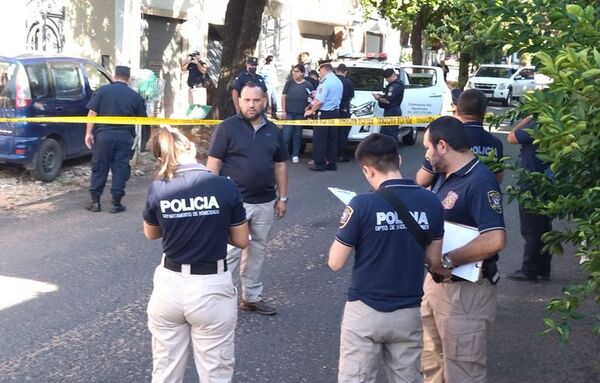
[1,119,598,382]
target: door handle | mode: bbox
[55,106,65,112]
[429,94,442,98]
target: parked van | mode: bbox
[465,64,536,106]
[303,60,453,145]
[0,54,112,181]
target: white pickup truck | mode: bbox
[465,64,537,106]
[302,60,453,145]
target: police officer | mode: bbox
[335,63,355,162]
[329,133,445,383]
[231,56,268,115]
[84,65,146,213]
[373,68,404,140]
[507,115,553,282]
[304,63,343,171]
[420,116,507,383]
[416,89,504,187]
[144,127,249,382]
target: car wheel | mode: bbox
[31,138,63,182]
[402,127,418,145]
[503,89,513,107]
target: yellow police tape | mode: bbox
[0,115,439,127]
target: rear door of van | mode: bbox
[397,66,445,124]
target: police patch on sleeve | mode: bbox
[487,190,503,213]
[339,206,353,228]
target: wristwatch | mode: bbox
[278,196,289,203]
[441,252,454,269]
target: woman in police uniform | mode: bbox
[143,127,248,383]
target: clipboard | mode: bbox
[443,221,481,282]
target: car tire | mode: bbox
[402,127,418,145]
[31,138,63,182]
[503,89,513,107]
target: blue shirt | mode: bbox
[421,121,504,174]
[143,164,246,265]
[379,78,404,116]
[232,70,268,93]
[315,72,343,111]
[208,114,288,204]
[432,158,505,262]
[514,120,548,173]
[335,179,444,312]
[86,81,146,135]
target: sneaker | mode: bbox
[240,299,277,315]
[292,156,299,163]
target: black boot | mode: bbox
[110,197,126,214]
[85,197,101,212]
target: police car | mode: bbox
[302,60,453,145]
[464,64,537,106]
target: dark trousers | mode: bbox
[381,109,401,141]
[337,108,351,158]
[519,204,553,277]
[90,130,133,199]
[313,109,339,169]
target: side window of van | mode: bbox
[402,68,438,89]
[25,64,51,99]
[50,64,84,99]
[84,64,111,91]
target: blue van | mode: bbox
[0,54,112,181]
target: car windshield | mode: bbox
[0,60,17,109]
[346,67,384,91]
[475,67,513,78]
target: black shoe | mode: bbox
[309,166,326,172]
[325,164,337,171]
[337,156,350,163]
[85,200,101,212]
[538,274,550,281]
[240,299,277,315]
[507,269,537,282]
[110,197,126,214]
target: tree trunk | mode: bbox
[211,0,267,119]
[458,52,471,89]
[410,10,424,65]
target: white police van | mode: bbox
[302,60,453,145]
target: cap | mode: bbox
[246,57,258,66]
[382,68,395,78]
[115,65,131,78]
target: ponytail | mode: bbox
[151,126,194,180]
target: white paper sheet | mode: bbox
[443,221,482,282]
[328,187,357,205]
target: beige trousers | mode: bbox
[227,200,275,302]
[147,264,237,383]
[338,300,424,383]
[421,274,497,383]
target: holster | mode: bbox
[482,261,500,285]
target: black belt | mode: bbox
[163,257,227,275]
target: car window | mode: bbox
[346,67,384,91]
[518,68,535,80]
[402,68,438,89]
[84,64,111,91]
[50,63,84,99]
[25,63,52,99]
[0,61,17,106]
[475,67,512,78]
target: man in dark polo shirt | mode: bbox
[231,56,268,115]
[207,82,289,315]
[84,65,146,213]
[329,133,444,382]
[416,89,504,188]
[420,116,506,383]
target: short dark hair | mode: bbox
[292,64,304,73]
[383,68,395,78]
[426,116,471,152]
[336,63,348,72]
[309,70,319,78]
[457,89,487,120]
[240,81,266,97]
[320,63,333,72]
[355,133,400,173]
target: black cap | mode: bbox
[246,56,258,66]
[383,68,395,78]
[115,65,131,78]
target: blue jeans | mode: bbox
[282,112,304,157]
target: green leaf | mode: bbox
[581,69,600,79]
[565,4,584,18]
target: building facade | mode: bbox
[0,0,401,117]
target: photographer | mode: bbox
[182,51,208,103]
